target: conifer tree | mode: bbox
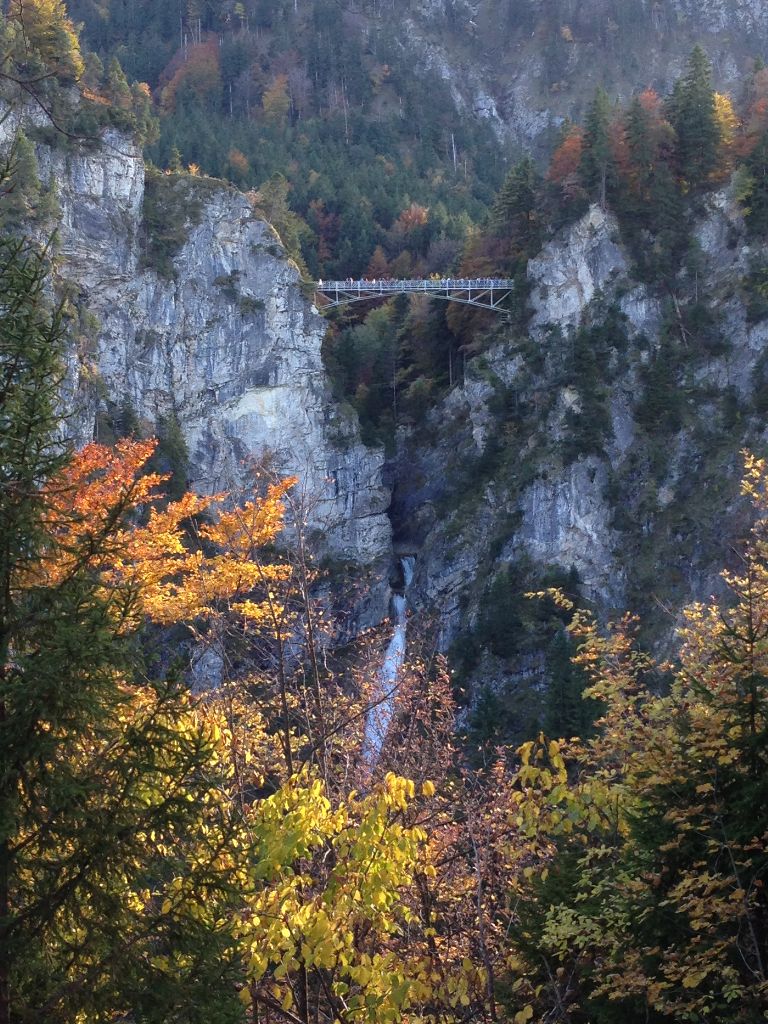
[5,0,84,83]
[0,133,42,232]
[625,95,655,184]
[669,45,720,188]
[81,50,104,92]
[490,155,542,253]
[741,130,768,235]
[106,55,131,109]
[0,239,243,1024]
[580,85,615,208]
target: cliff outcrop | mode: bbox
[392,187,768,733]
[3,116,393,623]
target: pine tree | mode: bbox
[580,86,615,208]
[81,50,104,92]
[0,133,42,232]
[106,55,131,109]
[168,144,184,172]
[131,81,160,146]
[669,45,719,188]
[625,96,655,184]
[742,130,768,235]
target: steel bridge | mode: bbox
[315,277,514,312]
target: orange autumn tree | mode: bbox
[547,125,585,202]
[32,438,293,633]
[160,39,222,112]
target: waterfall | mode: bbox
[363,556,415,762]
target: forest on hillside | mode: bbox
[1,2,768,1024]
[67,0,504,279]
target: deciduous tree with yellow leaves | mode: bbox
[500,453,768,1022]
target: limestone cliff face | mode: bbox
[528,206,631,340]
[17,124,391,617]
[393,188,768,708]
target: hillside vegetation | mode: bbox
[327,47,768,444]
[67,0,503,278]
[2,3,768,1023]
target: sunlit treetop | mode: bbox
[3,0,84,84]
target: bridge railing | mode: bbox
[317,278,514,291]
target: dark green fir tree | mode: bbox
[0,237,242,1024]
[668,45,719,188]
[580,86,615,208]
[490,155,542,253]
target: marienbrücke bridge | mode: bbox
[314,278,514,312]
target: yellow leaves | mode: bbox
[682,970,708,989]
[383,772,416,810]
[248,953,267,979]
[741,450,767,503]
[421,779,435,798]
[202,479,295,554]
[525,587,574,612]
[714,92,739,157]
[492,450,768,1021]
[234,768,441,1022]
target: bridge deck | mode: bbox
[314,277,515,312]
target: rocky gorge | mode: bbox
[7,104,768,733]
[393,186,768,734]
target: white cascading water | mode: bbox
[363,557,415,762]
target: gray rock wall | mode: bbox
[395,191,767,664]
[4,120,392,622]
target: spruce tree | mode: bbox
[0,134,42,232]
[580,86,615,208]
[490,155,542,254]
[82,50,104,92]
[625,96,655,182]
[106,55,131,109]
[743,130,768,235]
[669,45,719,188]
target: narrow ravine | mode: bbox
[363,556,416,762]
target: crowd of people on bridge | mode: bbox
[316,277,511,291]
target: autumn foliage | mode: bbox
[16,410,768,1023]
[160,39,222,112]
